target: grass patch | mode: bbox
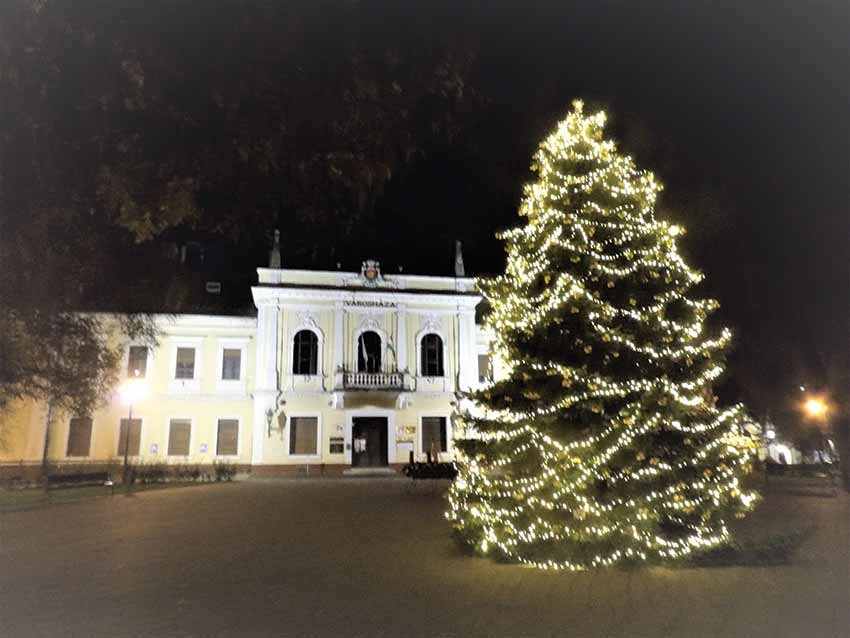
[0,481,209,513]
[687,528,812,567]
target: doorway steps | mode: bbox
[342,468,398,478]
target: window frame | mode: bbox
[166,417,193,457]
[355,330,383,374]
[126,345,150,379]
[66,417,93,458]
[477,353,494,384]
[174,347,197,380]
[418,413,452,460]
[292,329,320,376]
[215,417,241,457]
[168,337,203,394]
[286,413,322,459]
[420,333,445,377]
[215,338,249,395]
[221,348,242,381]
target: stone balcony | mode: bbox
[343,371,405,390]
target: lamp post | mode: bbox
[119,375,147,491]
[801,393,830,463]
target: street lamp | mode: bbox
[804,397,827,419]
[119,375,148,490]
[800,393,832,463]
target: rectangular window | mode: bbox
[222,348,241,380]
[289,416,318,456]
[66,417,92,457]
[421,416,448,455]
[168,419,192,456]
[478,354,493,383]
[216,419,239,456]
[128,346,148,378]
[117,418,142,456]
[175,347,195,379]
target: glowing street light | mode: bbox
[119,375,148,490]
[119,377,148,406]
[800,394,832,463]
[804,397,827,419]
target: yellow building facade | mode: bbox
[0,260,503,478]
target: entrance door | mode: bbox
[351,417,388,467]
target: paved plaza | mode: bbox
[1,479,848,638]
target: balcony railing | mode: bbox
[344,371,404,390]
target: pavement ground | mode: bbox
[1,478,848,638]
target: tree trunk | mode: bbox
[41,399,54,488]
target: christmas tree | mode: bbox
[447,101,759,570]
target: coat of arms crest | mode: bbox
[360,260,382,286]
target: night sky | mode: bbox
[3,1,847,431]
[340,2,848,427]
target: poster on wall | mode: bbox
[396,424,416,443]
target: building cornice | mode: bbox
[251,285,481,309]
[257,267,477,290]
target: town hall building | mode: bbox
[0,240,501,477]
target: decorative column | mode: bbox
[252,301,279,465]
[458,309,477,392]
[333,301,345,389]
[396,304,407,388]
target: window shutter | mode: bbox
[289,417,318,455]
[216,419,239,455]
[168,419,192,456]
[67,418,92,457]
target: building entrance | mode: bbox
[351,417,388,467]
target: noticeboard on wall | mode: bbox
[329,437,345,454]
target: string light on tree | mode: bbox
[447,100,759,570]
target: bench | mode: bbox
[46,472,114,495]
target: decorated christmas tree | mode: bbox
[447,101,759,570]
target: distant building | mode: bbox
[0,249,505,477]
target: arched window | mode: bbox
[421,334,444,377]
[357,331,382,373]
[293,330,318,375]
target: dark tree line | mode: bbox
[0,0,483,418]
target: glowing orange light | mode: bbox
[804,398,827,418]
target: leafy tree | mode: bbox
[0,1,482,249]
[0,1,482,426]
[448,102,759,570]
[0,311,121,473]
